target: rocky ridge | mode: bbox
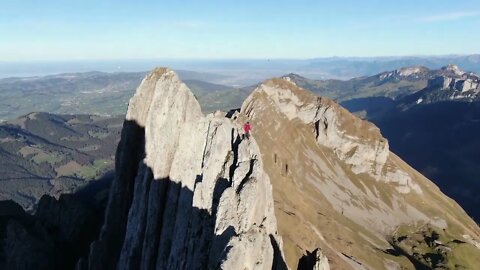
[284,65,480,105]
[411,65,480,105]
[281,67,433,103]
[244,78,420,194]
[78,67,480,270]
[429,65,479,92]
[240,77,480,269]
[378,66,430,80]
[81,68,289,270]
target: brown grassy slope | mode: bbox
[239,78,480,269]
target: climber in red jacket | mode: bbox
[243,122,251,140]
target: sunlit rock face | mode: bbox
[421,65,480,103]
[242,78,419,194]
[82,68,286,270]
[240,77,480,269]
[80,67,480,270]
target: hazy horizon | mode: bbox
[2,53,480,63]
[1,1,480,61]
[2,54,480,88]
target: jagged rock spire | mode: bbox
[81,68,286,270]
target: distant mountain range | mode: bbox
[0,70,249,120]
[283,64,480,103]
[3,54,480,120]
[2,54,480,83]
[301,55,480,78]
[282,66,429,102]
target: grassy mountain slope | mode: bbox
[240,78,480,269]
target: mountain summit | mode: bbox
[82,68,480,270]
[241,76,480,268]
[81,68,288,270]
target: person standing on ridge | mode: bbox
[243,121,251,140]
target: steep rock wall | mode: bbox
[82,68,286,270]
[239,77,480,269]
[242,78,420,194]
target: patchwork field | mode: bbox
[0,112,123,209]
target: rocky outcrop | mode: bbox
[426,65,480,95]
[83,68,285,270]
[456,78,479,92]
[239,76,480,269]
[378,66,430,80]
[401,65,480,106]
[242,78,420,194]
[427,76,455,90]
[441,64,465,76]
[427,75,480,93]
[297,249,330,270]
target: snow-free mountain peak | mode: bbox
[240,75,480,269]
[243,77,421,194]
[82,68,288,270]
[441,64,465,76]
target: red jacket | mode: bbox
[243,123,251,133]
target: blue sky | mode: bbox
[1,0,479,61]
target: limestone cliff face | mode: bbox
[240,77,480,269]
[418,65,480,103]
[427,75,480,93]
[81,67,479,270]
[243,78,419,194]
[82,68,285,270]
